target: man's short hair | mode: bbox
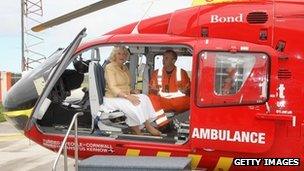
[164,49,177,60]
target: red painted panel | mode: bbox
[6,72,11,90]
[0,72,2,102]
[197,2,274,46]
[20,1,304,170]
[168,6,201,37]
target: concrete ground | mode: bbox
[0,122,74,171]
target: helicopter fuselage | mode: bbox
[4,1,304,170]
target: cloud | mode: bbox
[0,0,21,37]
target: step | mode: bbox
[79,155,192,171]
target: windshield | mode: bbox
[26,49,64,78]
[3,49,65,111]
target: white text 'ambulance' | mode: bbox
[192,128,266,144]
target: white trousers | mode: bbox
[103,94,157,127]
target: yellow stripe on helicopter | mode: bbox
[3,108,33,118]
[126,149,140,156]
[156,151,171,157]
[0,133,25,142]
[214,157,234,171]
[188,154,202,169]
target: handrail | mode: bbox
[52,112,84,171]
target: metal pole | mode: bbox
[75,117,79,171]
[21,0,25,71]
[64,144,68,171]
[52,112,83,171]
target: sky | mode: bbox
[0,0,192,73]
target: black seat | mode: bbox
[94,59,110,104]
[89,60,126,133]
[61,69,84,91]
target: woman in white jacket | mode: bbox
[103,46,161,136]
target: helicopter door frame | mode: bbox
[190,39,275,153]
[32,29,87,120]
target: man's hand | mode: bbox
[149,85,159,95]
[126,95,140,106]
[179,87,190,95]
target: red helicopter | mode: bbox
[3,0,304,170]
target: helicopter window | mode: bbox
[154,55,192,71]
[78,49,94,61]
[132,54,147,91]
[96,46,114,63]
[196,51,269,107]
[154,55,192,78]
[214,54,256,95]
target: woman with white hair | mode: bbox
[103,46,161,136]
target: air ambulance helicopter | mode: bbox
[3,0,304,170]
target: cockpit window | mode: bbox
[196,51,269,107]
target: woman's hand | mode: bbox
[126,95,140,106]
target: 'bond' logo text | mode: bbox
[211,14,244,23]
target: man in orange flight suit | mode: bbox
[149,50,190,119]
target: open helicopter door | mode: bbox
[31,29,86,121]
[190,39,275,154]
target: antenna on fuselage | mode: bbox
[131,1,154,34]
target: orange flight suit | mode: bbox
[149,67,190,113]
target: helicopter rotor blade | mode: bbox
[31,0,127,32]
